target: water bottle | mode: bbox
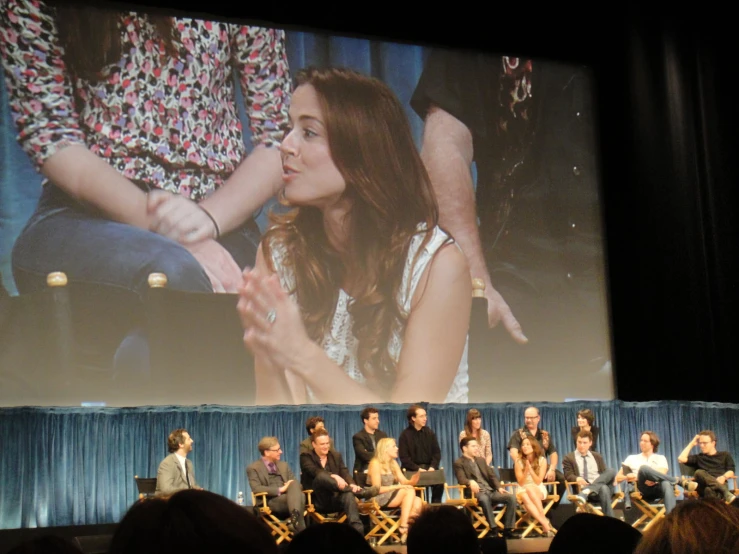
[236,491,244,506]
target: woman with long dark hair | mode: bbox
[459,408,493,465]
[515,436,553,536]
[237,67,471,405]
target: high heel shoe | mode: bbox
[398,525,409,544]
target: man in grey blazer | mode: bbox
[247,436,306,533]
[156,429,202,495]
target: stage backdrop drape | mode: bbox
[1,400,737,529]
[0,30,427,294]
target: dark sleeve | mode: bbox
[300,452,325,480]
[592,427,600,451]
[571,427,579,449]
[285,463,297,483]
[247,463,277,497]
[410,48,500,142]
[453,459,470,486]
[484,464,502,490]
[724,453,736,472]
[352,432,374,465]
[562,454,578,483]
[398,429,418,471]
[507,430,522,452]
[430,429,442,469]
[685,454,699,468]
[546,432,557,456]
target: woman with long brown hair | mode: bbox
[237,67,471,405]
[515,436,553,536]
[458,408,493,465]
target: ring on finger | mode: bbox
[265,308,277,325]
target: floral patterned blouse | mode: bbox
[0,0,290,200]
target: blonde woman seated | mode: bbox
[515,437,553,536]
[368,438,423,542]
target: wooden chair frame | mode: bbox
[252,492,294,544]
[629,489,670,531]
[444,483,505,538]
[303,489,349,525]
[357,498,402,546]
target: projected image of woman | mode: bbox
[237,67,471,405]
[0,0,289,295]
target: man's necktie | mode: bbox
[582,455,590,484]
[185,463,191,488]
[268,462,278,475]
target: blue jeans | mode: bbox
[12,185,259,295]
[12,185,260,375]
[477,489,517,529]
[580,467,618,517]
[636,465,677,514]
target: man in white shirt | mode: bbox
[563,430,617,517]
[615,431,694,514]
[156,428,203,495]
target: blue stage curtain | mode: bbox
[1,400,737,529]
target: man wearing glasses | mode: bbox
[247,436,306,532]
[678,430,736,505]
[507,406,565,503]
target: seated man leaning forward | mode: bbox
[299,428,377,534]
[246,436,306,533]
[678,430,736,505]
[563,430,618,517]
[156,428,204,495]
[616,430,696,514]
[453,436,518,539]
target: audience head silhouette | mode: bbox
[406,505,480,554]
[634,498,739,554]
[108,489,278,554]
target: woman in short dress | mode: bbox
[515,436,553,536]
[368,438,422,543]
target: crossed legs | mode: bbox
[517,484,551,534]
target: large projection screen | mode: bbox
[0,0,613,406]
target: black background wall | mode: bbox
[75,3,739,403]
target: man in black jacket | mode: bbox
[454,436,518,538]
[299,428,375,534]
[399,404,443,503]
[352,406,388,483]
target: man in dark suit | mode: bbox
[299,428,376,534]
[563,430,618,517]
[352,406,388,483]
[246,436,306,532]
[155,428,203,495]
[454,436,518,538]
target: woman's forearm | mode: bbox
[199,146,283,236]
[42,145,149,228]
